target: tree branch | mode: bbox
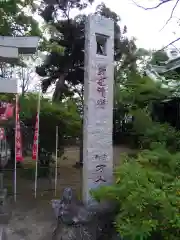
[160,0,180,31]
[132,0,173,10]
[161,37,180,50]
[133,0,180,47]
[171,43,180,53]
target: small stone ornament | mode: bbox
[51,188,120,240]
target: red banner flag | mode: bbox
[0,102,14,121]
[5,103,14,118]
[32,113,39,160]
[15,97,23,162]
[0,128,5,140]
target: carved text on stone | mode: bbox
[96,66,107,108]
[95,164,107,183]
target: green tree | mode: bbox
[0,0,40,36]
[150,50,169,65]
[148,49,180,95]
[0,93,81,165]
[36,1,137,165]
[19,93,81,153]
[0,0,42,96]
[36,1,136,101]
[113,68,171,145]
[120,71,170,108]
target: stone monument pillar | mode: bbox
[83,15,114,203]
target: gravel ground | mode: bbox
[6,196,56,240]
[3,146,134,240]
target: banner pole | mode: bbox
[14,94,18,202]
[54,126,58,196]
[34,89,41,198]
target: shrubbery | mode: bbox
[124,107,180,153]
[92,143,180,239]
[139,123,180,152]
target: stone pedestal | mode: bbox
[83,15,114,204]
[51,188,117,240]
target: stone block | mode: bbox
[0,78,17,94]
[0,46,18,63]
[0,36,39,54]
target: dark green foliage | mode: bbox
[92,146,180,239]
[139,122,180,152]
[0,0,40,36]
[93,67,180,239]
[19,93,81,153]
[149,50,180,95]
[113,70,171,145]
[36,1,136,100]
[1,93,80,162]
[36,0,96,100]
[150,50,169,65]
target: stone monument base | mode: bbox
[51,188,120,240]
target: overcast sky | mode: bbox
[72,0,180,50]
[34,0,180,50]
[31,0,180,94]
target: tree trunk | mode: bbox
[53,75,66,101]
